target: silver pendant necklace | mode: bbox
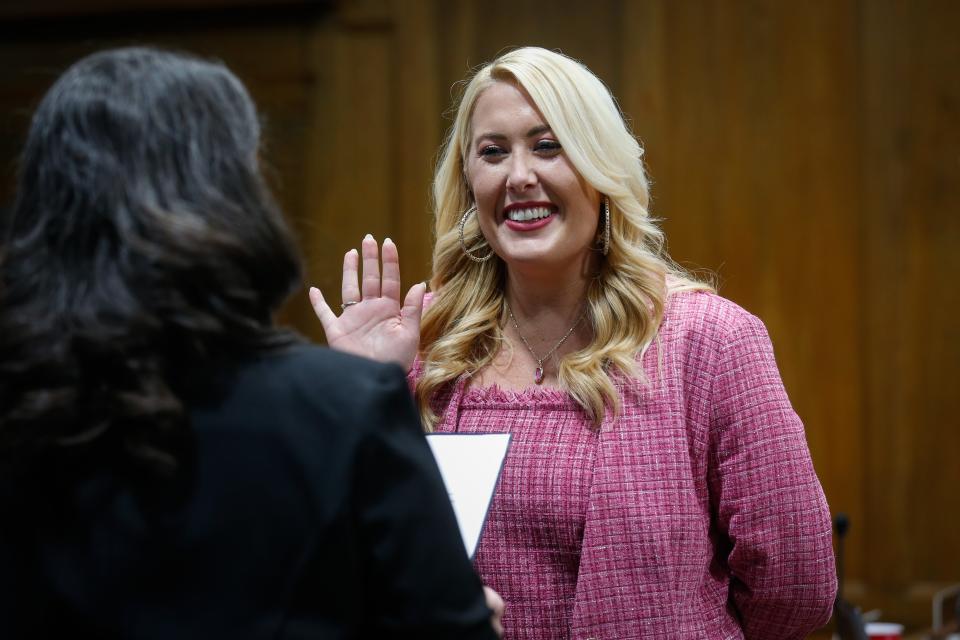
[505,301,586,385]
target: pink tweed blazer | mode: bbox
[417,291,837,639]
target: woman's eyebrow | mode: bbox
[525,125,552,138]
[474,124,553,144]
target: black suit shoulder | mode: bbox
[221,343,413,435]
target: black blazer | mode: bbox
[1,344,495,639]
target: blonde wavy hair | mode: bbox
[417,46,711,430]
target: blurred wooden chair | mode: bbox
[925,583,960,639]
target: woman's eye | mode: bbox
[535,140,562,154]
[479,145,506,157]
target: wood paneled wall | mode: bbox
[1,0,957,633]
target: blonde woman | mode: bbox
[311,47,836,639]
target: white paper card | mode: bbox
[426,433,511,559]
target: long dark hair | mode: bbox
[0,48,302,499]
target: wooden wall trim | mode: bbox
[0,0,333,21]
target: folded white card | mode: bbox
[426,433,511,559]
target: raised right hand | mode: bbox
[309,235,425,371]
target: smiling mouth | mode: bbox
[505,206,554,222]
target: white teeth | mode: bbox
[507,206,552,222]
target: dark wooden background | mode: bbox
[2,0,957,634]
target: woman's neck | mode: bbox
[503,266,591,337]
[502,252,596,322]
[474,266,592,391]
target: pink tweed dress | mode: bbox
[438,385,597,639]
[416,290,837,639]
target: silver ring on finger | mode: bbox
[340,300,360,311]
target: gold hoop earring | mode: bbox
[458,205,494,263]
[600,196,611,256]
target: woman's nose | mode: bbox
[506,152,537,191]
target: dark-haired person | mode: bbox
[0,47,500,639]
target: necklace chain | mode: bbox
[505,301,585,385]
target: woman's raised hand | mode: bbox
[309,235,425,371]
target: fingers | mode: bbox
[483,586,505,638]
[381,237,402,302]
[341,235,400,304]
[341,248,360,305]
[360,234,381,300]
[400,281,426,329]
[308,287,337,335]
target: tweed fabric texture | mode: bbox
[417,291,837,639]
[449,385,598,639]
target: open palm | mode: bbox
[309,235,424,371]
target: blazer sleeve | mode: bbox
[351,364,497,640]
[706,312,837,639]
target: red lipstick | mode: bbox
[502,201,557,232]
